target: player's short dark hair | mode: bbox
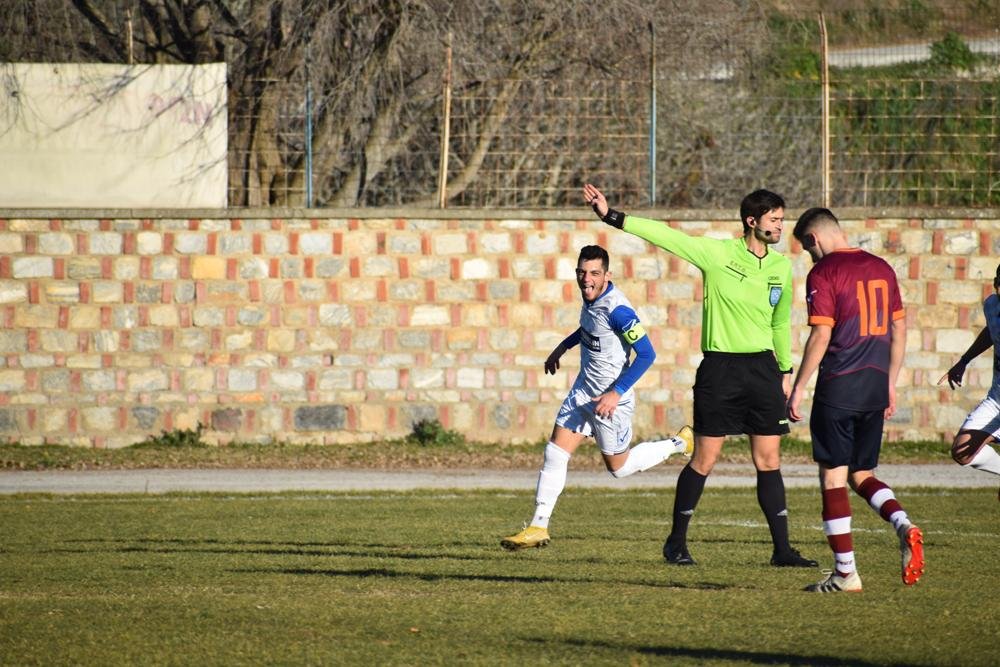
[578,245,609,271]
[994,262,1000,290]
[793,207,840,243]
[739,189,785,233]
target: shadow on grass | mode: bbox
[54,537,685,566]
[52,537,788,572]
[525,636,919,667]
[65,537,524,550]
[236,566,735,591]
[51,538,743,590]
[49,539,491,562]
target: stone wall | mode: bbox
[0,208,996,447]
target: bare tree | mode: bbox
[2,0,773,208]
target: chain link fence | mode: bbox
[445,79,650,208]
[230,4,1000,210]
[819,4,1000,208]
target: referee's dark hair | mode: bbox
[739,189,786,234]
[578,245,610,271]
[792,207,840,243]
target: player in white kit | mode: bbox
[501,245,692,550]
[938,262,1000,500]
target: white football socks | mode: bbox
[610,437,681,478]
[968,444,1000,475]
[530,442,571,529]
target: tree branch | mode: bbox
[70,0,127,61]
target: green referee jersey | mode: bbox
[623,215,794,372]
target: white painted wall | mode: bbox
[0,63,227,208]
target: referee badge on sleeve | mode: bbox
[768,285,782,307]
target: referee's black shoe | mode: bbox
[770,547,818,567]
[663,538,696,565]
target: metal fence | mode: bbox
[445,79,651,209]
[230,5,1000,210]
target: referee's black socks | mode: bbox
[668,463,708,544]
[756,468,790,551]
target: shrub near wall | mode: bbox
[0,210,997,447]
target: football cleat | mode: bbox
[500,525,550,551]
[804,570,863,593]
[663,537,696,565]
[675,425,695,456]
[898,523,925,586]
[771,547,818,567]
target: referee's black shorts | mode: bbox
[693,351,790,437]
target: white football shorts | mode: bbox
[555,388,635,455]
[959,395,1000,438]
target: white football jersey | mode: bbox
[571,283,640,399]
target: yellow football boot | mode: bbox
[675,425,695,456]
[500,525,551,551]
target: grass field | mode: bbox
[1,486,997,666]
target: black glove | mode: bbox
[945,360,968,389]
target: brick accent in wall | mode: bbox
[0,212,998,446]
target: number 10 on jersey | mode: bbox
[856,279,889,337]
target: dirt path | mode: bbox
[0,463,993,495]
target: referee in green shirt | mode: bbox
[584,183,816,568]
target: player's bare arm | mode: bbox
[788,323,832,422]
